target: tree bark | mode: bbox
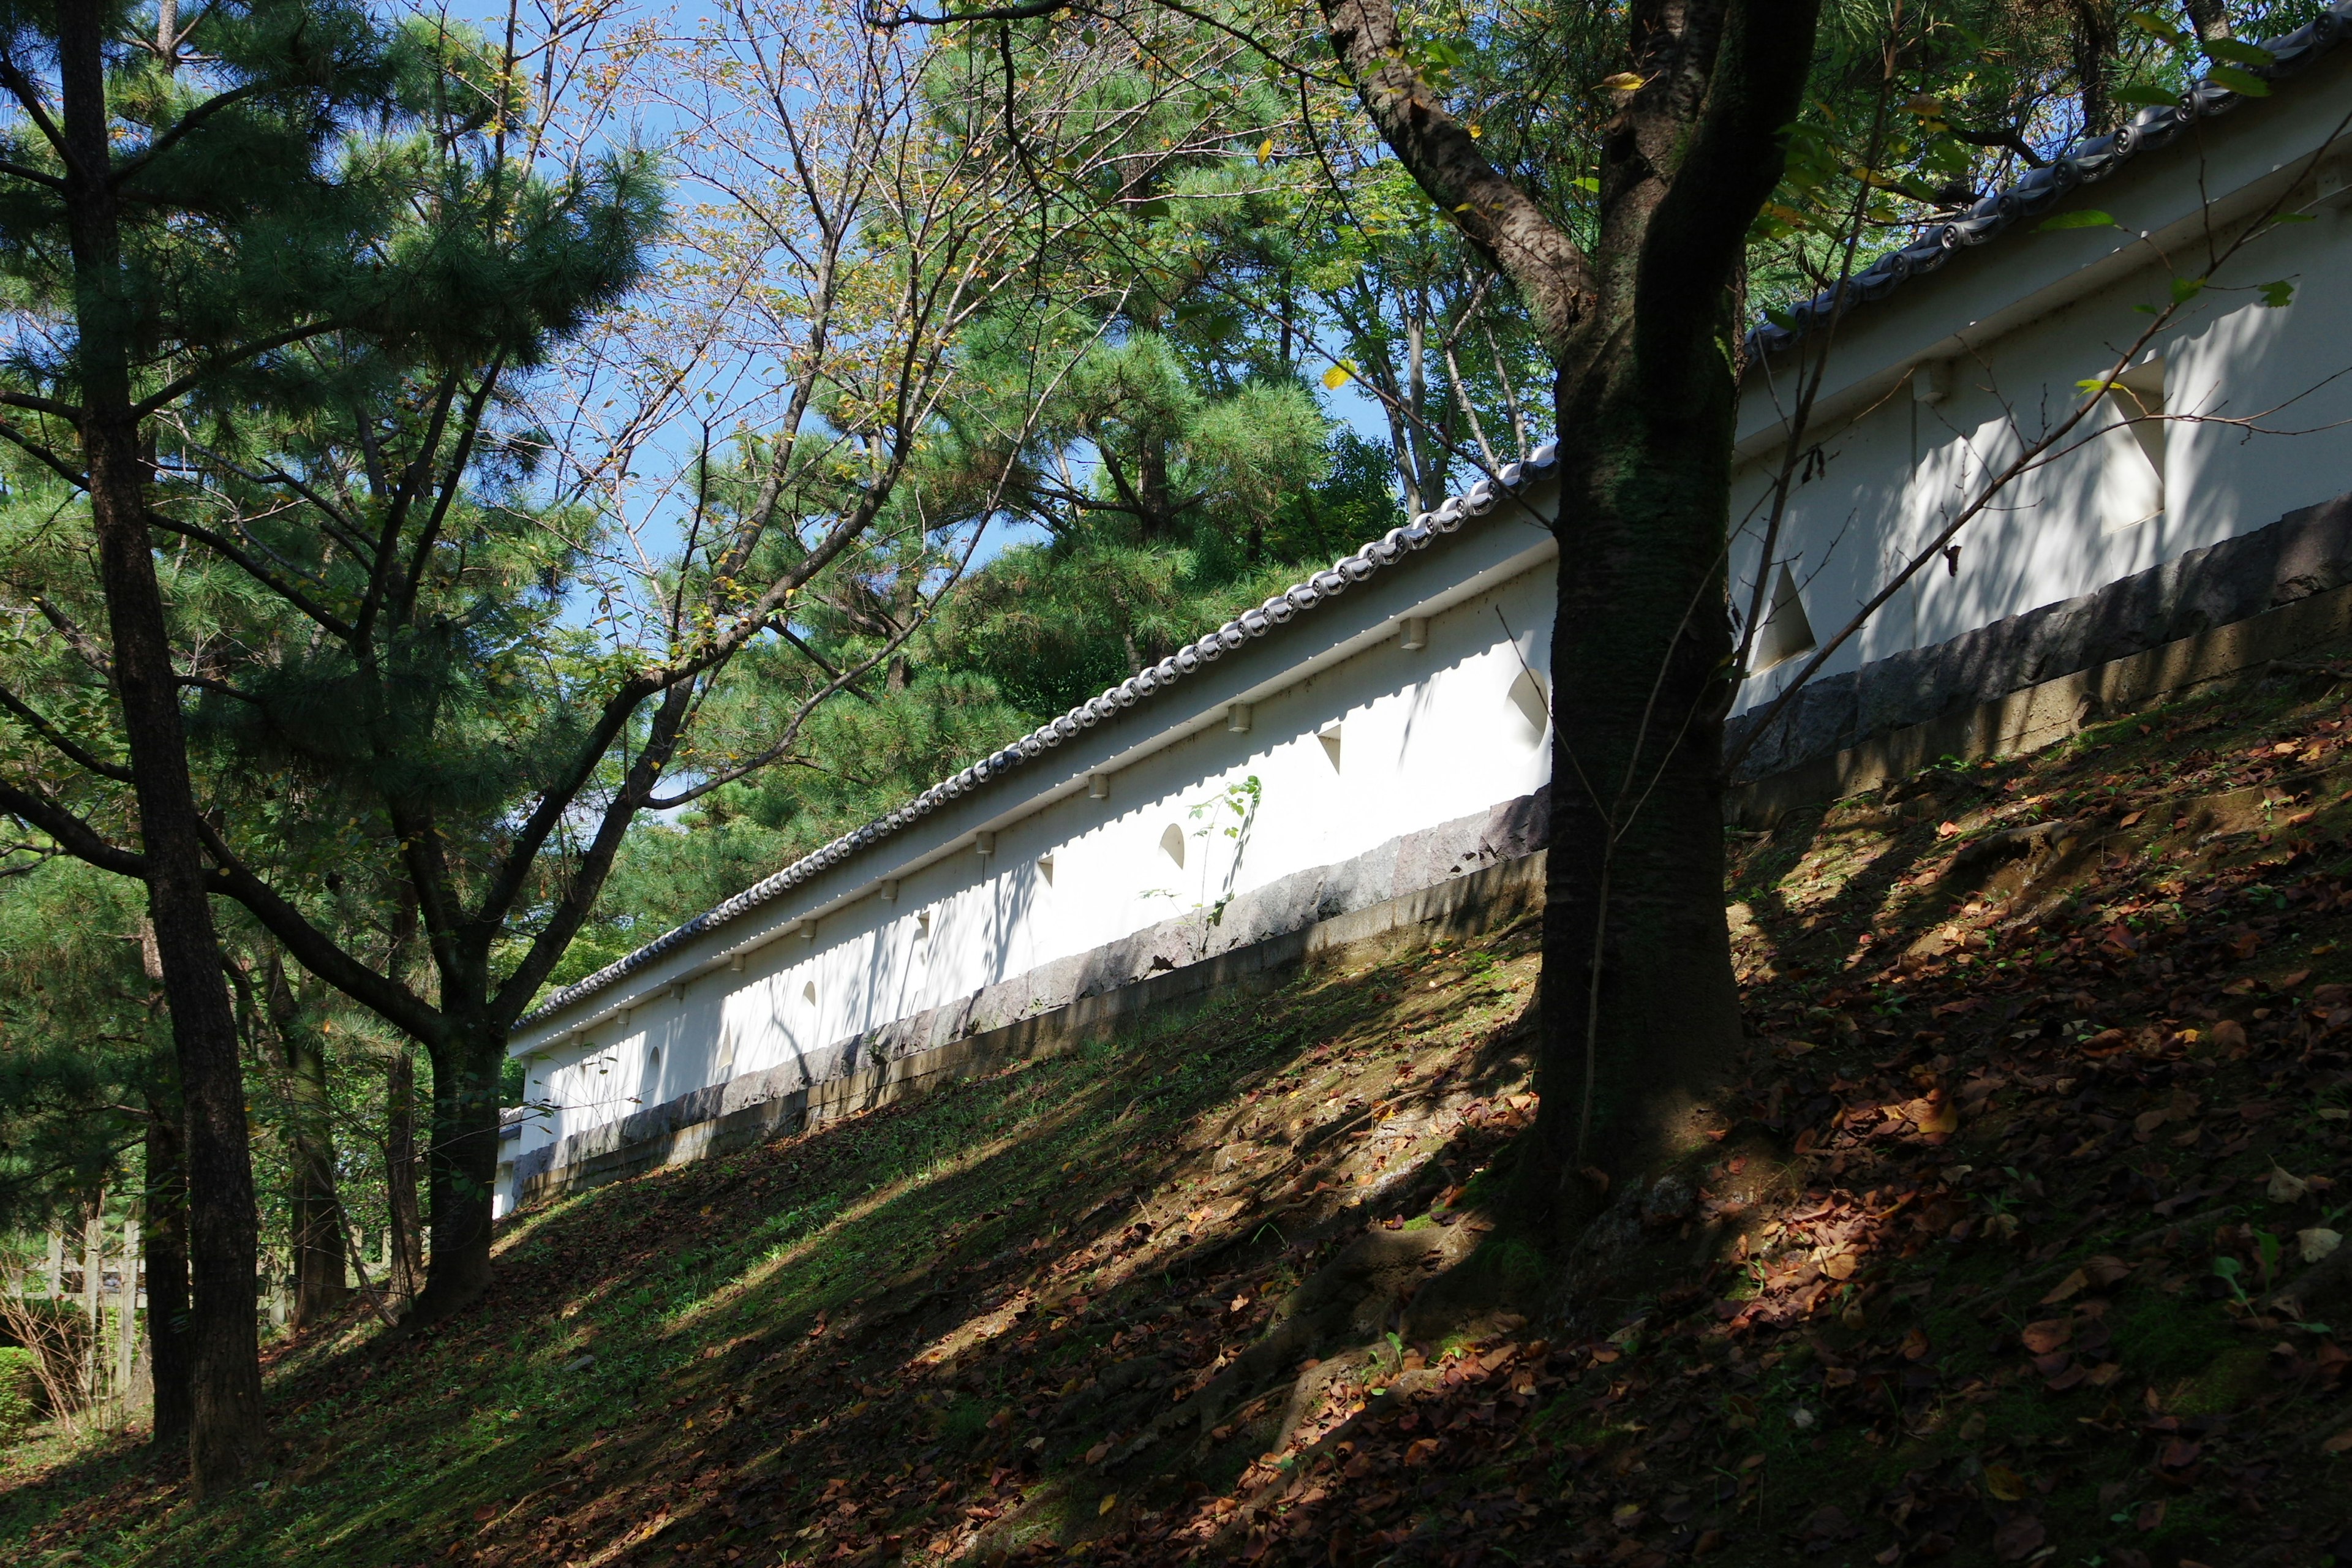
[1317,0,1819,1235]
[1525,0,1819,1220]
[56,0,264,1493]
[1530,334,1747,1212]
[2071,0,2119,137]
[268,957,348,1329]
[2182,0,2231,48]
[409,1028,503,1325]
[385,1046,424,1303]
[141,1095,194,1448]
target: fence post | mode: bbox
[43,1231,61,1300]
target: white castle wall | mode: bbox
[1728,47,2352,715]
[498,494,1560,1214]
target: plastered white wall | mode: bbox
[1730,181,2352,715]
[497,559,1557,1208]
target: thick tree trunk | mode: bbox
[57,0,264,1494]
[141,1096,195,1448]
[409,1028,503,1324]
[1520,333,1746,1220]
[385,1046,424,1303]
[270,959,348,1329]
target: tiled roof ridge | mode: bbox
[518,438,1563,1028]
[1746,1,2352,361]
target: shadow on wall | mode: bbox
[1725,489,2352,781]
[508,795,1555,1200]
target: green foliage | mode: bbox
[0,862,167,1231]
[0,1346,38,1439]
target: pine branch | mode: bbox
[0,780,146,879]
[0,680,133,782]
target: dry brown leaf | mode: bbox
[2020,1319,2071,1354]
[1992,1513,2047,1561]
[2040,1269,2089,1305]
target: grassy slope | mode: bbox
[4,671,2352,1568]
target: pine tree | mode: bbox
[0,0,644,1489]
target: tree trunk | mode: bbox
[270,958,348,1329]
[385,1046,424,1303]
[1137,437,1174,543]
[58,0,264,1493]
[410,1028,503,1324]
[2182,0,2231,48]
[141,1096,195,1448]
[1521,332,1747,1220]
[1507,0,1820,1227]
[2071,0,2119,137]
[1314,0,1820,1231]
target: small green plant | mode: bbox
[2253,1228,2284,1289]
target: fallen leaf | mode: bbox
[2269,1165,2311,1202]
[2301,1227,2344,1264]
[2020,1319,2072,1354]
[1823,1251,1857,1281]
[1992,1513,2046,1561]
[1098,1493,1117,1516]
[2208,1019,2249,1053]
[1983,1463,2027,1501]
[2040,1269,2089,1305]
[2321,1427,2352,1454]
